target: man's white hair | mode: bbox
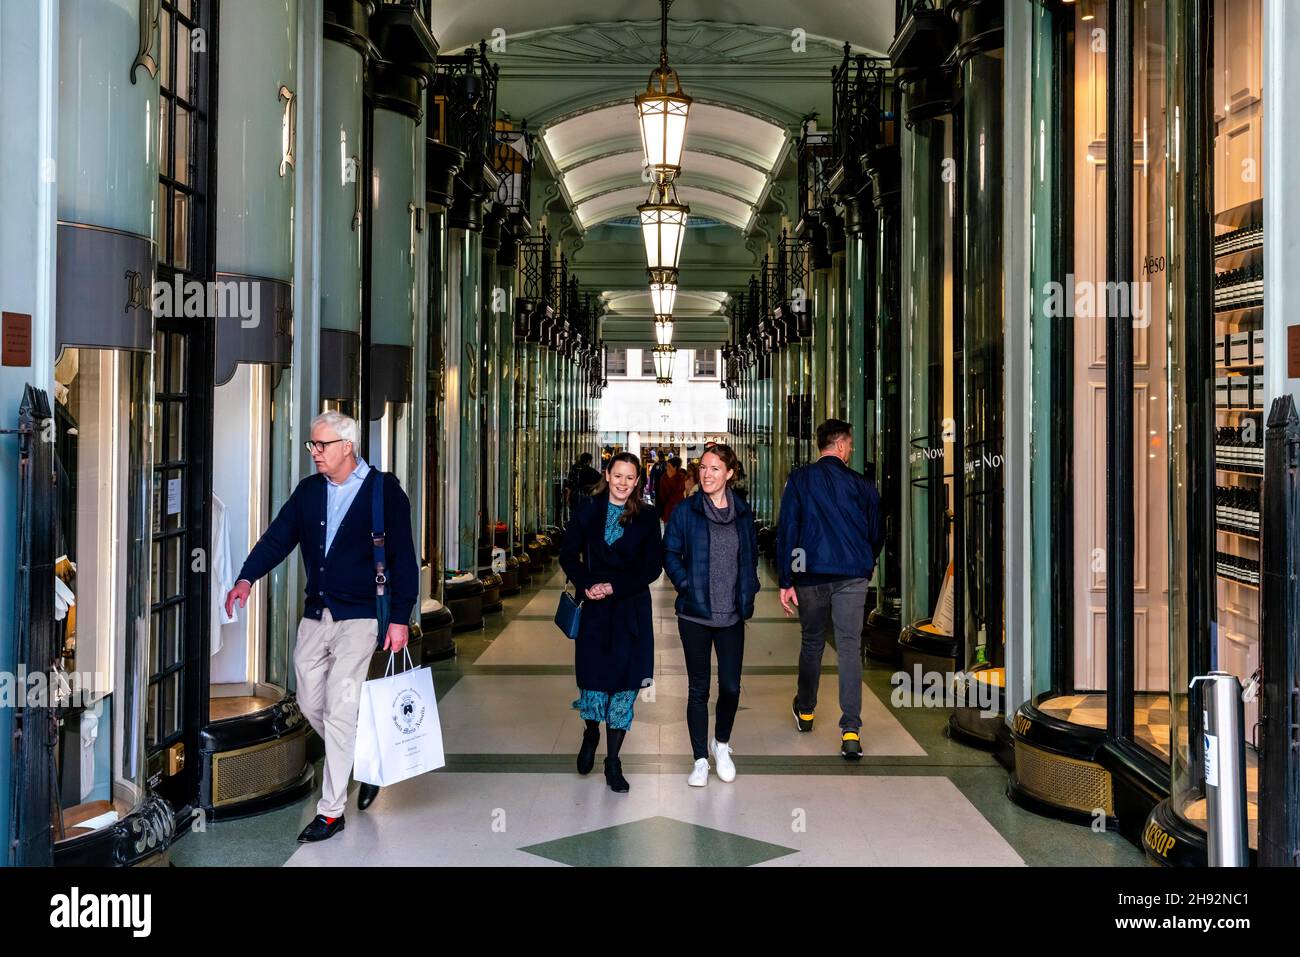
[311,410,360,449]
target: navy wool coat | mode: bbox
[559,494,664,693]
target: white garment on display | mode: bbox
[211,493,238,657]
[79,711,99,801]
[54,573,76,622]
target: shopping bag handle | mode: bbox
[384,646,416,677]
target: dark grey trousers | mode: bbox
[793,578,868,732]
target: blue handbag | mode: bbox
[555,589,582,640]
[555,524,589,640]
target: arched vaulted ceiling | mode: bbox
[431,4,897,343]
[543,100,787,233]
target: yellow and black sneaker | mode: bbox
[792,695,815,733]
[840,732,863,760]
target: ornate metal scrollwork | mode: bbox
[130,0,160,84]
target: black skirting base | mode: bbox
[422,603,456,661]
[199,694,315,820]
[500,558,521,595]
[53,794,175,867]
[446,577,485,632]
[863,607,902,662]
[479,571,504,613]
[1006,699,1115,829]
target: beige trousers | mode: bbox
[294,609,378,817]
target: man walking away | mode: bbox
[775,419,884,759]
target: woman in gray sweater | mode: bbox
[661,445,760,786]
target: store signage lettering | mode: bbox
[1013,713,1032,737]
[124,269,147,313]
[909,445,944,465]
[964,451,1003,475]
[1143,819,1177,859]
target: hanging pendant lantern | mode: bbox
[649,275,678,317]
[654,314,674,346]
[653,343,677,383]
[635,0,691,183]
[638,179,689,272]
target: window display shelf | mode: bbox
[1215,465,1264,476]
[1212,243,1262,270]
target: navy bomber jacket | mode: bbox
[236,470,419,627]
[775,455,885,589]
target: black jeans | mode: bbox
[793,577,868,732]
[678,618,745,760]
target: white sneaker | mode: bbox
[687,757,710,787]
[710,738,736,783]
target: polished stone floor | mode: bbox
[170,560,1145,867]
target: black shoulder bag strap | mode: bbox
[370,470,390,648]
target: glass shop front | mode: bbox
[1014,0,1271,862]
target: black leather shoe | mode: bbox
[604,757,630,793]
[357,783,380,810]
[297,814,345,843]
[577,725,601,775]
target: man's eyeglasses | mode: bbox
[304,439,349,454]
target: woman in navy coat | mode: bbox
[559,451,664,793]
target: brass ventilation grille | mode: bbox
[1013,738,1114,817]
[211,727,309,808]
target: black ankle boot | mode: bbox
[604,728,629,792]
[604,757,629,792]
[577,721,601,775]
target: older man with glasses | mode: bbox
[224,411,417,842]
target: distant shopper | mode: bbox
[657,456,687,523]
[775,418,883,759]
[647,451,666,503]
[663,444,759,787]
[224,412,418,841]
[559,451,664,793]
[564,452,602,517]
[683,460,700,498]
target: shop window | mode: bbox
[606,347,627,377]
[52,348,152,842]
[1167,0,1265,851]
[692,350,718,378]
[641,349,656,377]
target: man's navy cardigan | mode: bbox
[236,469,419,627]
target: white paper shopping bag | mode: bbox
[353,650,445,786]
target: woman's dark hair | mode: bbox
[669,455,682,469]
[700,443,742,486]
[591,451,645,523]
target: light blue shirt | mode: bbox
[325,457,370,555]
